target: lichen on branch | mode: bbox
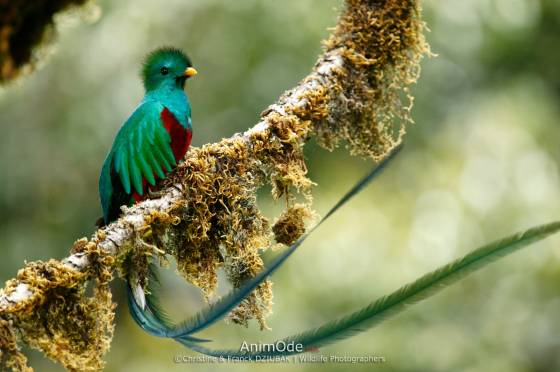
[0,0,429,370]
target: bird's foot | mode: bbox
[147,188,166,199]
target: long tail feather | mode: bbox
[176,220,560,358]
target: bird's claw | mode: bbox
[147,188,166,199]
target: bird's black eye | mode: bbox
[160,67,169,75]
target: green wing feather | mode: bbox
[111,101,175,195]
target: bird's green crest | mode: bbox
[141,47,193,91]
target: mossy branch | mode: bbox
[0,0,429,370]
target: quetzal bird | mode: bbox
[98,47,198,327]
[99,47,196,225]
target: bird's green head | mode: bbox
[141,47,197,92]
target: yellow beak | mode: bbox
[184,67,198,78]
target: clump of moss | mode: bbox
[1,240,115,371]
[273,204,317,245]
[0,0,96,83]
[71,237,115,286]
[0,317,31,371]
[17,281,114,371]
[316,0,430,160]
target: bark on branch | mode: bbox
[0,0,429,370]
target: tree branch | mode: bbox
[0,0,429,370]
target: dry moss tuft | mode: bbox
[316,0,430,160]
[273,204,317,245]
[16,281,114,371]
[0,0,97,83]
[0,240,115,371]
[0,318,31,371]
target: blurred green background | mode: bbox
[1,0,559,370]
